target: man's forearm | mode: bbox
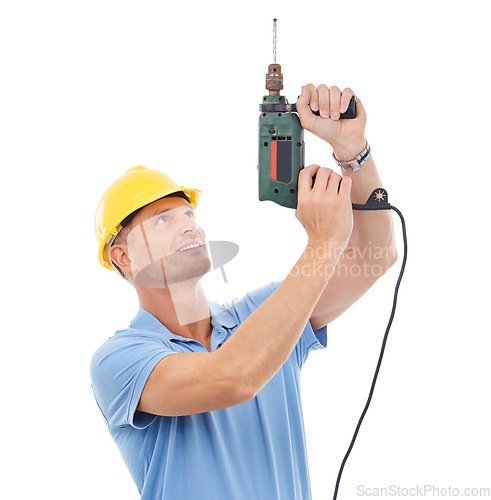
[307,147,398,330]
[333,144,396,255]
[217,241,343,398]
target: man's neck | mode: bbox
[137,279,213,350]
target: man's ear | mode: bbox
[109,244,135,275]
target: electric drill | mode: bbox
[258,19,356,209]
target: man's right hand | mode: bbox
[295,164,353,251]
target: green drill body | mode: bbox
[258,95,304,209]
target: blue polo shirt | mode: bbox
[90,280,327,500]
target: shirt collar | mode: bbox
[208,300,237,329]
[129,301,237,337]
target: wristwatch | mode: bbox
[333,142,371,172]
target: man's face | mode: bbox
[125,196,211,288]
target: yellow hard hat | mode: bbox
[94,166,202,271]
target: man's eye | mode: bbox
[186,211,196,218]
[156,215,169,224]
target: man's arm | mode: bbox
[295,84,398,331]
[137,241,341,416]
[137,166,353,417]
[310,155,398,331]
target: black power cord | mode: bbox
[332,188,408,500]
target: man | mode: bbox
[90,84,398,499]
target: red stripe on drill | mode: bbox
[271,140,277,180]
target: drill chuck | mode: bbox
[265,64,283,95]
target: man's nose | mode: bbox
[178,215,198,234]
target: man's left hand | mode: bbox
[296,84,367,161]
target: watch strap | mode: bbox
[333,142,371,172]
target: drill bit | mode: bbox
[265,18,283,95]
[273,18,277,63]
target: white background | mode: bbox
[1,1,490,499]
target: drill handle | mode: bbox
[290,94,356,119]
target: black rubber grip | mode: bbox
[259,95,356,119]
[292,95,356,119]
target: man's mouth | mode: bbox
[176,243,203,253]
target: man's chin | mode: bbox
[133,257,212,289]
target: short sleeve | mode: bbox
[90,333,176,430]
[239,280,327,369]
